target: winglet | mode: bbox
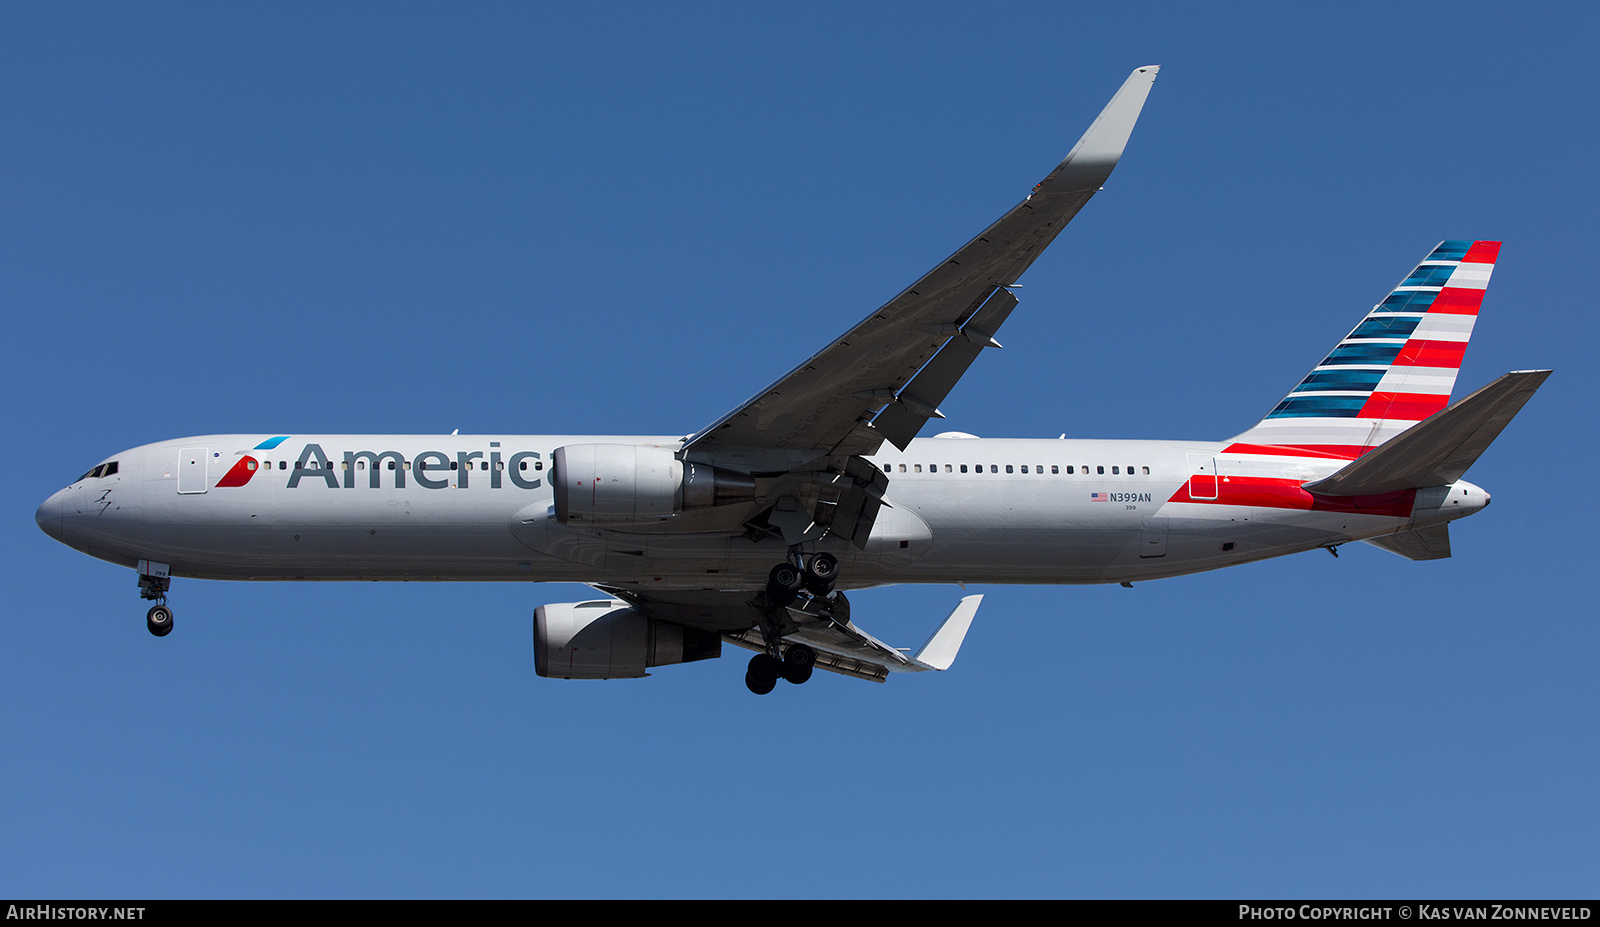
[911,594,983,671]
[1040,65,1160,188]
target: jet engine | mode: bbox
[550,444,755,525]
[533,599,722,679]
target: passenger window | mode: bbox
[914,464,922,473]
[1113,466,1119,474]
[263,461,271,470]
[898,464,906,473]
[944,464,952,473]
[1055,465,1063,474]
[1097,466,1104,474]
[960,465,968,473]
[1021,465,1029,474]
[1142,466,1150,475]
[883,463,891,472]
[1006,465,1014,474]
[521,461,529,471]
[387,461,396,470]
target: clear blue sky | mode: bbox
[4,1,1595,899]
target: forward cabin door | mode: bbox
[178,447,209,494]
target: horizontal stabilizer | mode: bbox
[1364,525,1452,561]
[1303,370,1551,496]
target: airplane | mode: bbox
[35,66,1550,695]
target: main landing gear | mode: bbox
[743,645,816,695]
[138,570,173,637]
[743,551,841,695]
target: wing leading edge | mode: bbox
[685,65,1161,462]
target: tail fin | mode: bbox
[1228,240,1500,458]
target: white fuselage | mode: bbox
[36,434,1490,590]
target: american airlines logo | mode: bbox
[217,441,544,491]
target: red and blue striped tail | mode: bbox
[1227,240,1499,459]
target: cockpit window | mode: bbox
[76,461,118,481]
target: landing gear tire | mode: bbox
[804,552,838,595]
[767,562,803,604]
[745,653,780,695]
[146,604,174,637]
[782,643,816,685]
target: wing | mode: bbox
[685,66,1160,465]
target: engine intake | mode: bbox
[551,444,755,525]
[534,599,721,679]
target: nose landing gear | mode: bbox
[138,565,173,638]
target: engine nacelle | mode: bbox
[550,444,755,525]
[533,599,721,679]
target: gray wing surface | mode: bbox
[600,586,982,684]
[685,66,1160,461]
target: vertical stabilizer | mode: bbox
[1228,241,1499,458]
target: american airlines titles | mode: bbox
[284,443,543,491]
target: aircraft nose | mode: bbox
[36,488,66,543]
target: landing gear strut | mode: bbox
[744,550,841,694]
[138,570,173,638]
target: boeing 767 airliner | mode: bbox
[35,67,1550,694]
